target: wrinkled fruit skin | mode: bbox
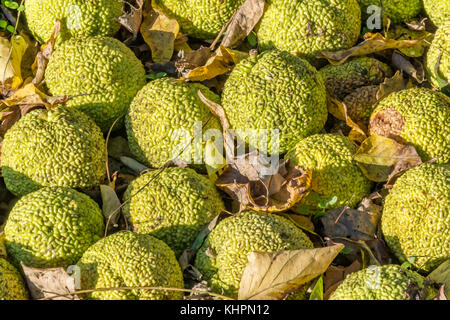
[123,167,225,257]
[425,22,450,91]
[45,36,147,132]
[330,264,431,300]
[1,107,106,196]
[257,0,361,61]
[76,232,184,300]
[155,0,245,39]
[369,87,450,164]
[24,0,124,44]
[0,258,28,300]
[381,164,450,272]
[423,0,449,28]
[221,50,328,154]
[286,134,372,210]
[358,0,422,24]
[5,187,105,269]
[194,211,313,298]
[125,78,222,169]
[319,57,393,100]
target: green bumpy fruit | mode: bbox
[381,164,450,272]
[286,134,372,210]
[1,107,106,196]
[45,36,147,132]
[123,167,225,256]
[257,0,361,61]
[425,22,450,91]
[319,57,393,100]
[369,87,450,164]
[221,50,328,154]
[194,211,313,298]
[76,232,184,300]
[358,0,423,24]
[330,264,431,300]
[0,258,28,300]
[423,0,449,28]
[125,78,222,169]
[155,0,245,39]
[5,187,105,269]
[24,0,124,44]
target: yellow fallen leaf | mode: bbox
[0,34,28,90]
[140,0,179,63]
[328,97,367,143]
[238,244,345,300]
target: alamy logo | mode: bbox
[365,265,382,290]
[66,5,82,31]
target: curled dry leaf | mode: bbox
[181,45,248,82]
[0,34,28,93]
[118,0,144,42]
[140,0,179,63]
[354,135,422,182]
[376,70,412,101]
[216,153,312,213]
[221,0,266,49]
[238,244,345,300]
[321,197,382,240]
[100,184,122,233]
[280,213,315,234]
[21,263,79,300]
[32,20,61,85]
[328,96,367,143]
[119,156,149,174]
[176,46,212,77]
[317,33,421,65]
[323,260,361,300]
[392,51,425,83]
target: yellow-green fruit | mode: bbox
[125,78,222,169]
[1,107,106,196]
[5,187,105,269]
[286,134,372,210]
[319,57,393,100]
[257,0,361,61]
[45,36,147,132]
[155,0,245,39]
[24,0,124,44]
[76,232,184,300]
[0,258,28,300]
[221,50,328,154]
[369,87,450,164]
[194,211,313,298]
[358,0,422,24]
[381,164,449,272]
[423,0,450,27]
[425,22,450,91]
[330,265,431,300]
[123,167,225,256]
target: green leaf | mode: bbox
[247,31,258,47]
[401,261,412,269]
[6,25,16,34]
[309,275,324,300]
[146,72,167,80]
[0,20,7,29]
[294,204,310,215]
[4,1,19,10]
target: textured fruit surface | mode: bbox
[0,258,28,300]
[286,134,372,209]
[45,36,147,132]
[330,264,429,300]
[125,78,222,169]
[257,0,361,61]
[423,0,449,27]
[123,167,225,256]
[76,232,184,300]
[425,22,449,91]
[194,211,313,298]
[369,87,450,163]
[155,0,245,39]
[5,187,105,268]
[381,164,449,271]
[221,50,328,154]
[319,57,393,100]
[24,0,124,44]
[1,107,106,196]
[358,0,422,24]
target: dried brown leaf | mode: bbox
[238,244,345,300]
[22,263,79,300]
[100,185,121,232]
[32,20,60,85]
[118,0,144,42]
[328,97,367,143]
